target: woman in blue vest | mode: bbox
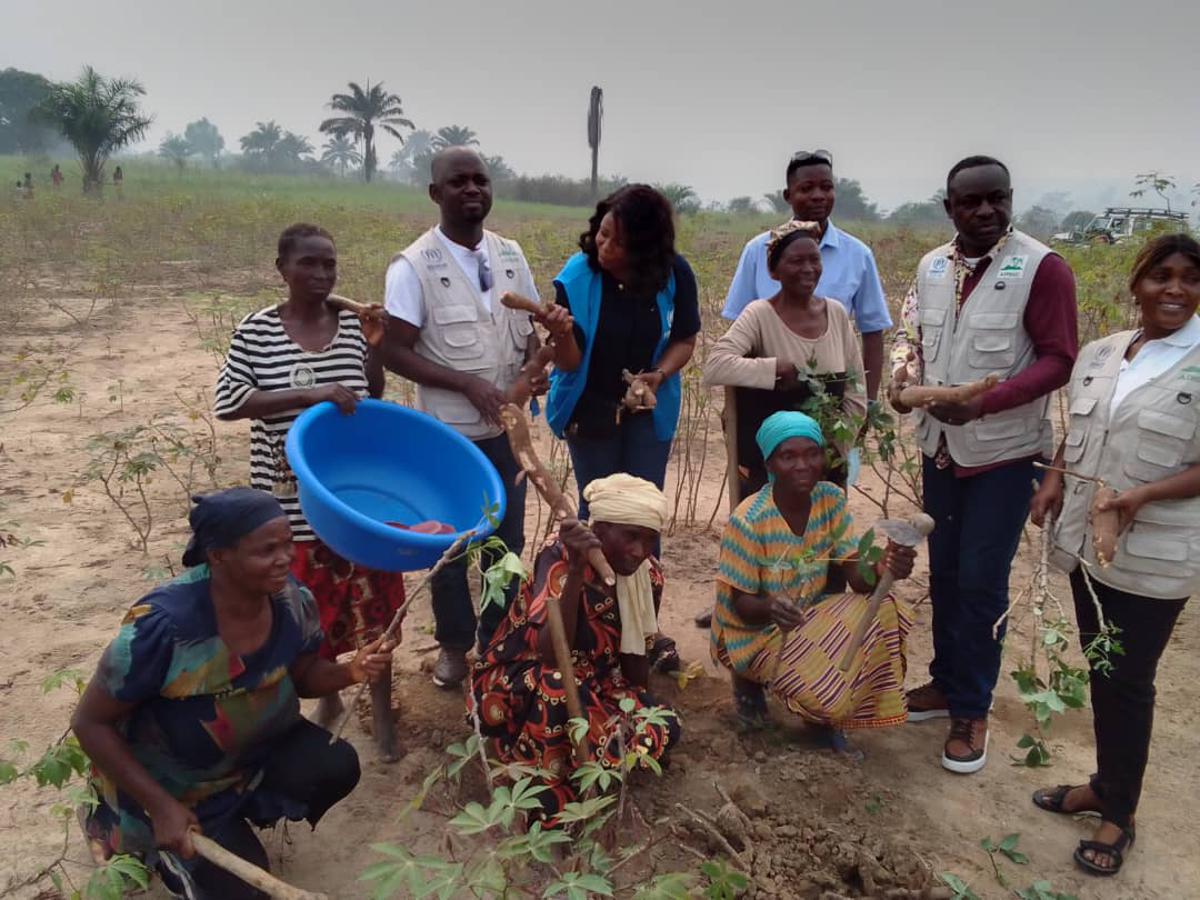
[547,184,701,519]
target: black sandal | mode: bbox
[1074,825,1135,877]
[1032,784,1100,816]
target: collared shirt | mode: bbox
[1111,315,1200,415]
[384,226,539,327]
[721,220,893,332]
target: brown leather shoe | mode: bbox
[942,717,989,774]
[906,680,950,722]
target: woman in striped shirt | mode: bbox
[215,223,404,761]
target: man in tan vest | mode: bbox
[382,147,547,688]
[888,156,1078,774]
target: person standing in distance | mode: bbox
[381,147,571,689]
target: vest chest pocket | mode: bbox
[920,307,947,361]
[1108,508,1195,578]
[1062,396,1098,464]
[1123,408,1197,483]
[441,325,486,361]
[1062,429,1087,464]
[968,330,1017,369]
[508,314,534,352]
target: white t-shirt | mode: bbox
[386,226,516,327]
[1110,315,1200,415]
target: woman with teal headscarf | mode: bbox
[710,412,918,756]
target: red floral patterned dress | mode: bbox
[469,540,680,820]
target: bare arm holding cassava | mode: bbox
[289,636,393,698]
[730,541,914,629]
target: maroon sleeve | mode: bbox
[979,254,1078,416]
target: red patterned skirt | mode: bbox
[290,540,406,660]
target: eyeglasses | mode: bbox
[791,149,833,166]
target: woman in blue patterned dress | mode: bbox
[71,488,393,899]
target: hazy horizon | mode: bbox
[6,0,1198,214]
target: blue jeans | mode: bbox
[922,456,1036,719]
[566,413,672,520]
[431,434,526,650]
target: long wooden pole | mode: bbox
[724,387,740,513]
[191,833,329,900]
[328,531,474,743]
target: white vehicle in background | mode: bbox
[1052,207,1191,246]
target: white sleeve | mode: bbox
[383,256,425,328]
[520,254,540,303]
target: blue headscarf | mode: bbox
[756,411,825,479]
[182,487,287,567]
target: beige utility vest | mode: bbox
[398,229,536,439]
[1051,330,1200,599]
[914,230,1054,466]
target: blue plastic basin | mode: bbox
[285,399,505,571]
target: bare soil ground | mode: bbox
[1,275,1196,899]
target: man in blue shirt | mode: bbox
[722,151,892,398]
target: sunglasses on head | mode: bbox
[792,149,833,166]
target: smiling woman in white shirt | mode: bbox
[1029,233,1200,878]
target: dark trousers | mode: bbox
[1070,568,1186,829]
[567,413,672,521]
[923,456,1036,718]
[160,718,360,900]
[432,433,527,649]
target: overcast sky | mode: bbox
[7,0,1198,212]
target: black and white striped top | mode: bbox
[214,305,370,541]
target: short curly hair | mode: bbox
[277,223,334,261]
[579,184,675,295]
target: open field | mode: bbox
[0,166,1194,899]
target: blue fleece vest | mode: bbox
[546,252,681,441]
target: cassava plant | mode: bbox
[0,670,152,899]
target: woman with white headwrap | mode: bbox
[711,411,917,758]
[470,474,680,822]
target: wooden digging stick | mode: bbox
[837,513,935,673]
[190,833,329,900]
[328,531,475,743]
[499,404,600,727]
[723,386,739,513]
[326,293,387,321]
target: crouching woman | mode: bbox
[711,412,917,756]
[72,488,392,899]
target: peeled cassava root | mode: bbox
[1090,485,1120,567]
[898,374,999,408]
[621,369,658,413]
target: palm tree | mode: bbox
[657,182,699,214]
[321,135,362,177]
[158,133,191,173]
[431,125,479,150]
[240,120,283,157]
[34,66,153,192]
[277,131,314,162]
[319,81,413,183]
